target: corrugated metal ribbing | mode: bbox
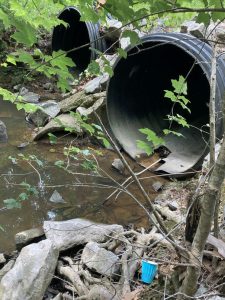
[107,33,225,175]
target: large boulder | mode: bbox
[81,242,120,277]
[0,121,7,142]
[43,218,124,251]
[0,239,59,300]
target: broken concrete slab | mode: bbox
[33,113,82,140]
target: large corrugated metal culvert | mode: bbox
[107,33,225,174]
[52,7,106,71]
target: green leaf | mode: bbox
[196,12,211,25]
[164,90,177,102]
[171,75,187,95]
[163,129,184,137]
[4,199,21,209]
[8,156,17,164]
[139,128,164,146]
[117,48,127,59]
[0,225,5,232]
[97,136,111,148]
[11,19,37,46]
[122,30,140,46]
[167,114,190,128]
[136,140,153,155]
[87,61,101,76]
[6,55,17,66]
[54,160,65,167]
[16,103,38,113]
[104,65,114,77]
[18,193,29,201]
[0,9,10,28]
[48,133,57,145]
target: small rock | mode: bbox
[20,87,29,95]
[43,82,54,91]
[0,254,6,264]
[47,211,57,220]
[17,142,29,149]
[152,181,163,192]
[85,73,110,94]
[43,218,124,251]
[13,84,22,91]
[0,120,7,142]
[0,260,15,282]
[15,227,44,250]
[167,201,178,211]
[23,91,40,103]
[49,190,65,204]
[181,21,206,38]
[84,77,102,94]
[18,87,40,103]
[0,240,59,300]
[27,100,60,127]
[82,242,120,277]
[112,158,124,174]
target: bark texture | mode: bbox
[180,136,225,296]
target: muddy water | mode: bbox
[0,99,164,252]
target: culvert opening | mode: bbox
[52,7,92,70]
[107,38,213,174]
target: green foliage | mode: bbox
[3,181,38,210]
[137,74,191,155]
[167,114,190,128]
[137,128,165,155]
[48,133,58,144]
[164,75,190,113]
[121,30,140,46]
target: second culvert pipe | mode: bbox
[52,6,106,71]
[107,33,225,174]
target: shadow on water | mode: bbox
[0,99,164,252]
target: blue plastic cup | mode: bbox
[141,260,158,284]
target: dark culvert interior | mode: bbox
[107,41,211,173]
[52,8,91,70]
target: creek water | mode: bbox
[0,99,163,252]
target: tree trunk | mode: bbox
[180,136,225,296]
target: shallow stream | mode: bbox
[0,99,163,252]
